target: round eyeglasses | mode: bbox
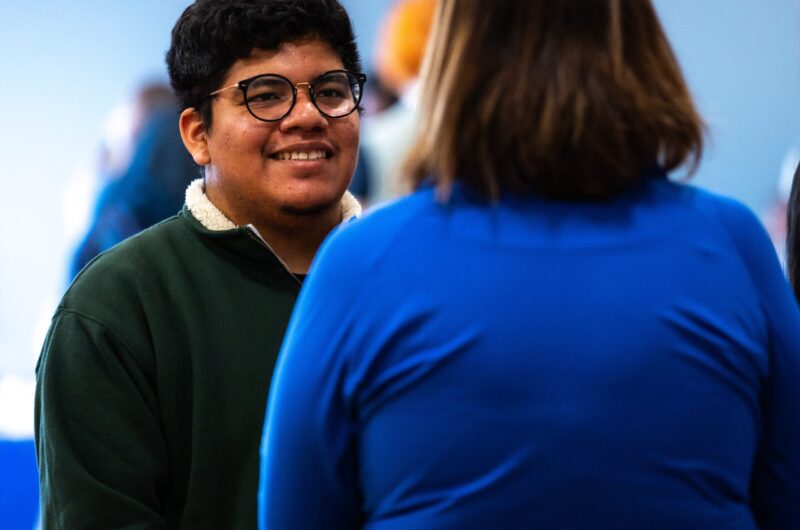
[205,69,366,122]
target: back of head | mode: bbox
[166,0,361,128]
[406,0,704,200]
[787,163,800,300]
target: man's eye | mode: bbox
[317,88,348,100]
[249,91,281,103]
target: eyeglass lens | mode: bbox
[246,71,361,121]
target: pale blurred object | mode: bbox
[0,374,35,440]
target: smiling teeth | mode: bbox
[275,151,327,160]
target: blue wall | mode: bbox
[653,0,800,211]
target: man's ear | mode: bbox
[179,108,211,166]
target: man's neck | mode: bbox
[250,208,341,275]
[198,179,346,275]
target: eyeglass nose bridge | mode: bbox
[289,81,318,113]
[293,81,314,99]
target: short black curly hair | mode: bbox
[166,0,361,129]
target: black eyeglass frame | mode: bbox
[204,69,367,122]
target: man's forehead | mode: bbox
[222,39,344,83]
[243,37,339,65]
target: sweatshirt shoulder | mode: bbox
[63,215,186,308]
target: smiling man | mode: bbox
[34,1,363,528]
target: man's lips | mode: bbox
[269,142,334,160]
[271,150,329,161]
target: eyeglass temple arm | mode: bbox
[208,84,240,97]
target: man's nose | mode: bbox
[281,84,327,130]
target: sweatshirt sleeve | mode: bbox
[716,200,800,529]
[258,229,365,530]
[35,310,170,530]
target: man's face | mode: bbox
[189,39,360,224]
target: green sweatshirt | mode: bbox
[35,183,360,529]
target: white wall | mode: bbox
[0,1,189,379]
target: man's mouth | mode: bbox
[270,150,330,161]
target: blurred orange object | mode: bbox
[375,0,436,95]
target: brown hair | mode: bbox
[405,0,705,201]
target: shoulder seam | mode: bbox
[53,307,141,362]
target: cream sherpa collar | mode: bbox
[185,179,237,230]
[185,178,362,231]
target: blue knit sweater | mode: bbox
[260,176,800,530]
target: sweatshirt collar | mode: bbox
[184,178,362,233]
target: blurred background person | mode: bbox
[260,1,800,529]
[786,161,800,301]
[359,67,399,117]
[68,82,198,280]
[345,72,396,202]
[765,141,800,267]
[358,0,435,204]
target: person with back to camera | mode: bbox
[259,0,800,529]
[34,0,364,528]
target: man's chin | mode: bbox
[279,197,342,218]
